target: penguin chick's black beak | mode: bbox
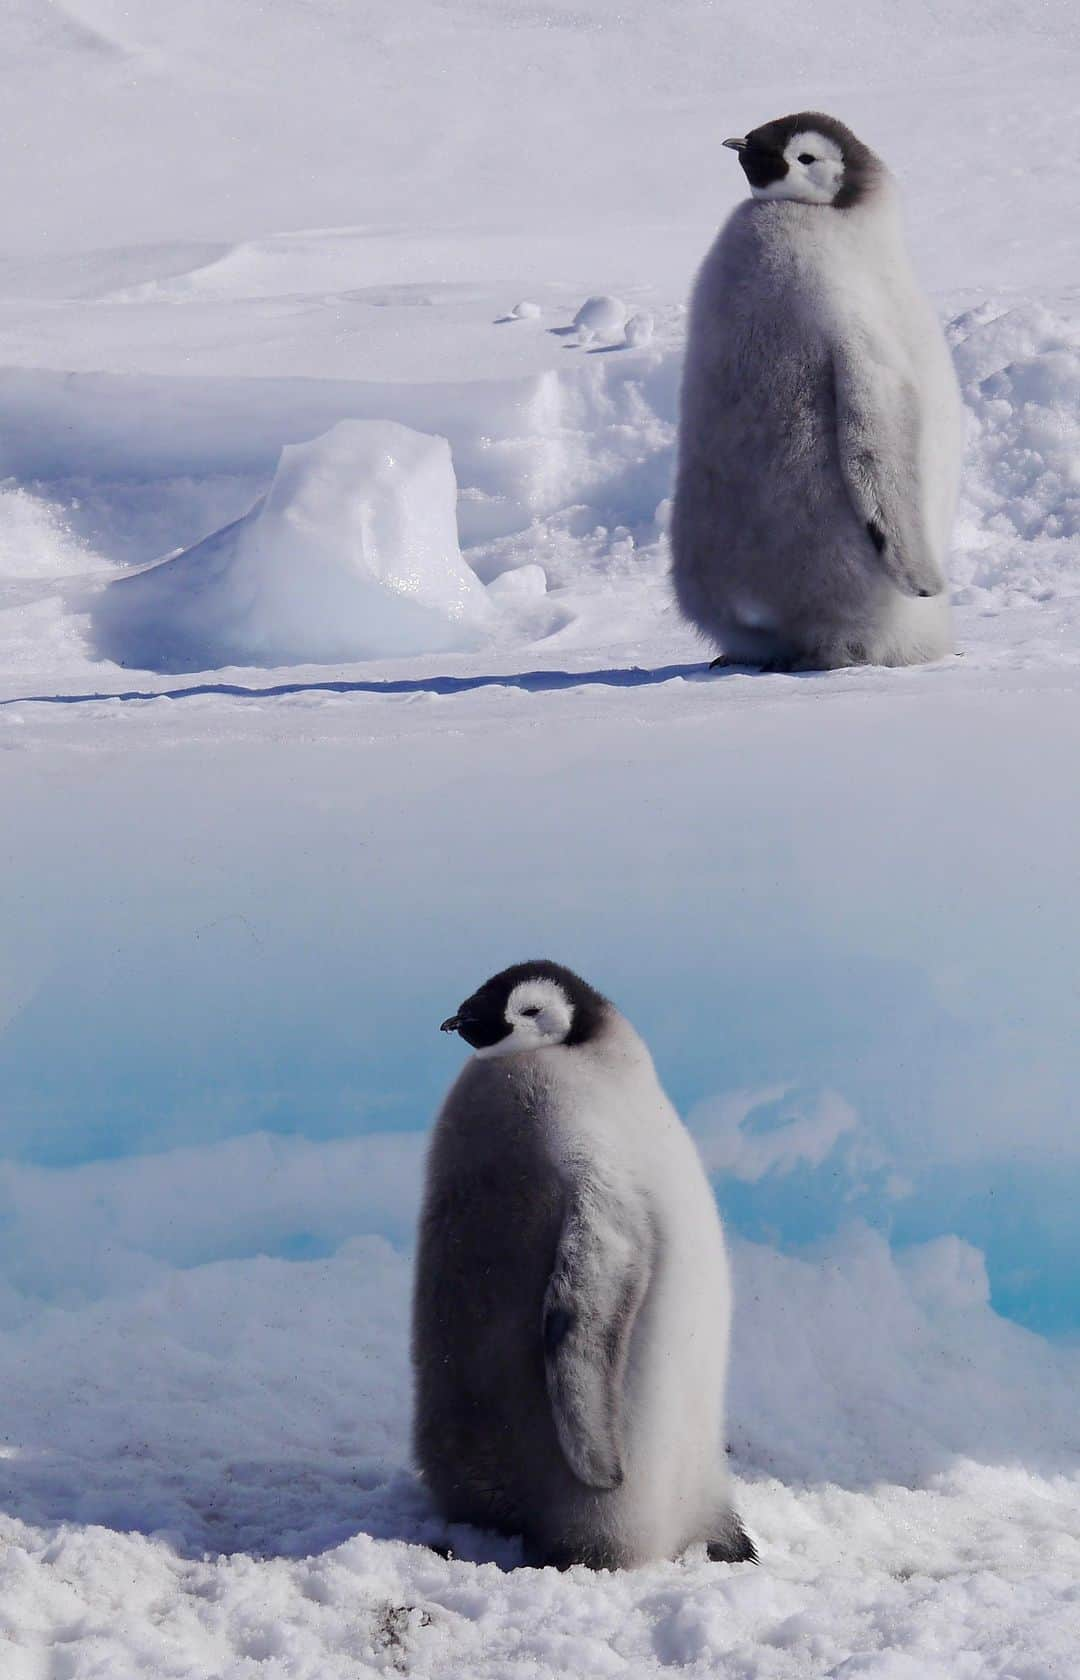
[440,1014,462,1034]
[723,137,747,151]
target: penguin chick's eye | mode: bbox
[797,153,816,165]
[520,1006,541,1017]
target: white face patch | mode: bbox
[751,129,844,205]
[473,977,575,1059]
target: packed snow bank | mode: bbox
[730,1226,1080,1486]
[951,303,1080,605]
[91,421,492,670]
[0,1133,423,1316]
[0,345,678,566]
[6,300,1080,649]
[0,484,89,580]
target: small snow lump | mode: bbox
[572,294,627,344]
[624,310,654,347]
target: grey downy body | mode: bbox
[671,112,963,671]
[412,961,751,1570]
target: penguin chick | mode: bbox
[671,112,964,672]
[412,960,754,1570]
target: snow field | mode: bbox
[3,0,1080,1671]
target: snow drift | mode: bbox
[91,420,493,670]
[955,305,1080,541]
[0,483,100,581]
[0,1214,1075,1560]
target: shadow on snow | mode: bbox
[0,662,718,708]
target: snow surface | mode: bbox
[2,0,1080,1673]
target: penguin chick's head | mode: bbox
[440,960,609,1058]
[723,112,884,208]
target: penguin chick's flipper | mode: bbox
[543,1183,655,1490]
[831,342,946,600]
[707,1515,758,1564]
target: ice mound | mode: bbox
[92,420,492,671]
[485,562,547,604]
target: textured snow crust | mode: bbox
[0,1227,1076,1679]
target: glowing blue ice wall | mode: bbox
[3,672,1078,1333]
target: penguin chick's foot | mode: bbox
[765,647,871,673]
[708,652,767,671]
[707,1519,758,1564]
[522,1540,577,1571]
[523,1535,632,1571]
[708,648,815,674]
